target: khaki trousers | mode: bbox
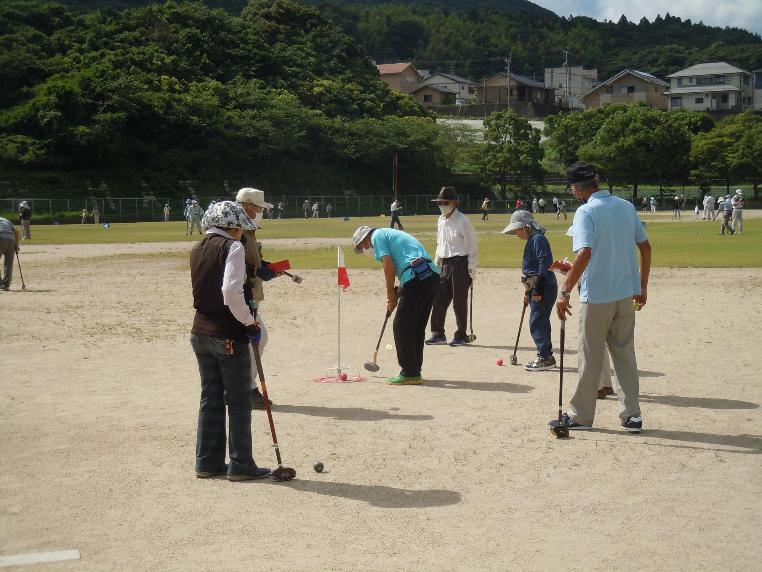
[570,298,640,425]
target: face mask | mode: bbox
[254,212,263,224]
[439,204,454,215]
[363,246,375,258]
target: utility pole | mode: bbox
[505,51,512,109]
[563,48,570,107]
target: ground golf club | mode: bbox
[510,301,528,366]
[364,308,392,372]
[251,341,296,481]
[283,270,303,284]
[550,319,570,439]
[465,283,477,343]
[15,252,26,290]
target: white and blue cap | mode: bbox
[202,200,256,231]
[352,225,374,253]
[502,209,545,235]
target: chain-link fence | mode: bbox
[0,185,752,224]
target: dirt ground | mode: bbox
[1,241,761,571]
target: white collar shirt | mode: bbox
[435,209,478,271]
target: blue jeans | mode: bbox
[190,334,256,475]
[528,276,557,359]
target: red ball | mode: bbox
[339,373,348,381]
[496,359,504,366]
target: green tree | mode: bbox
[477,110,543,197]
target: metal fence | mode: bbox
[0,186,750,224]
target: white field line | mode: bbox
[0,549,80,568]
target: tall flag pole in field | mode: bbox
[337,246,351,375]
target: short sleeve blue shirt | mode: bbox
[572,191,648,304]
[371,228,439,286]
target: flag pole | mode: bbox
[337,246,341,377]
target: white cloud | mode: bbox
[533,0,762,36]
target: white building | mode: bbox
[418,73,477,105]
[754,70,762,112]
[544,66,598,108]
[665,62,753,113]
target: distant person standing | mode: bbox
[553,196,559,214]
[531,197,539,214]
[649,196,657,214]
[390,198,404,229]
[312,202,319,219]
[426,187,478,347]
[702,194,715,221]
[515,198,524,211]
[538,197,546,214]
[641,196,648,212]
[184,199,192,234]
[325,203,333,218]
[731,189,744,234]
[81,208,88,224]
[18,201,31,239]
[720,194,734,235]
[672,196,681,220]
[557,199,567,220]
[188,200,204,235]
[92,205,100,225]
[163,203,171,222]
[0,216,20,291]
[277,202,284,219]
[302,200,311,219]
[480,197,490,221]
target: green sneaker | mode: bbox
[387,374,423,385]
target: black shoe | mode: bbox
[196,464,228,478]
[227,465,271,481]
[425,334,447,345]
[251,388,272,410]
[620,416,642,433]
[548,412,592,431]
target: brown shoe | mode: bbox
[604,386,615,396]
[597,389,607,399]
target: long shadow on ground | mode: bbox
[592,428,762,455]
[285,480,462,508]
[422,379,533,393]
[641,394,758,410]
[274,404,433,422]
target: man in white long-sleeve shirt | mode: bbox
[702,194,715,221]
[426,187,478,347]
[189,201,270,482]
[390,198,404,229]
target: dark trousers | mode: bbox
[394,274,438,377]
[390,212,403,230]
[190,334,256,474]
[0,237,14,288]
[528,274,558,358]
[430,257,470,339]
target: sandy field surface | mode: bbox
[1,241,761,571]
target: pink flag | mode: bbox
[337,247,350,290]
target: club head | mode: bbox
[551,425,570,439]
[466,334,477,343]
[363,361,380,372]
[292,275,303,284]
[271,466,296,481]
[510,355,518,366]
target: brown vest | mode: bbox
[190,233,252,340]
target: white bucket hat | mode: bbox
[201,200,256,231]
[236,187,273,209]
[352,226,374,253]
[735,189,743,195]
[502,210,545,235]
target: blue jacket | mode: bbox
[522,231,556,295]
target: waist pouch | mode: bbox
[521,274,538,292]
[407,257,433,281]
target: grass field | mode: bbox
[20,212,762,268]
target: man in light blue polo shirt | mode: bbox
[352,227,439,385]
[552,163,651,434]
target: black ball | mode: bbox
[313,461,324,473]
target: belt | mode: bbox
[440,255,468,261]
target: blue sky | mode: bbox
[533,0,762,36]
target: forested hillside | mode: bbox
[0,0,450,196]
[56,0,762,80]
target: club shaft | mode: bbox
[15,252,25,286]
[512,302,527,358]
[252,341,285,467]
[558,320,565,422]
[374,310,391,353]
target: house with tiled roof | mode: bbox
[475,72,554,105]
[418,72,477,105]
[376,62,422,94]
[665,62,753,112]
[579,69,668,110]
